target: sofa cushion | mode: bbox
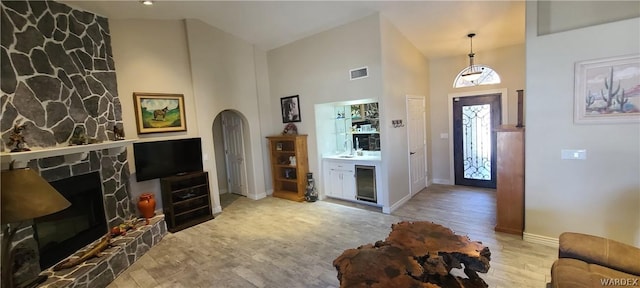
[559,232,640,276]
[551,258,638,288]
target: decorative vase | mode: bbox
[137,193,156,219]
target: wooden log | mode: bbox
[333,221,491,288]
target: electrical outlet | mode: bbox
[561,149,587,160]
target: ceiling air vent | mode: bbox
[349,67,368,80]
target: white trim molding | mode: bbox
[384,192,413,214]
[432,178,452,185]
[523,232,559,248]
[249,191,267,200]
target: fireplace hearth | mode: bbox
[38,215,166,288]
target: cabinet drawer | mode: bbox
[326,161,354,172]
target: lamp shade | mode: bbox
[1,168,71,224]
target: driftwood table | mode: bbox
[333,221,491,288]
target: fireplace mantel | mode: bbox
[1,139,137,167]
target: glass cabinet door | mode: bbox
[334,106,352,153]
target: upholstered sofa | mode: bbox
[550,232,640,287]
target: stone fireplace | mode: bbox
[1,1,166,287]
[6,149,167,288]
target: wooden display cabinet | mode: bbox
[266,135,309,202]
[160,171,214,232]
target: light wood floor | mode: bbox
[108,184,557,288]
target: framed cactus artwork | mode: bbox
[574,54,640,124]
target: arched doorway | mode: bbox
[212,110,249,208]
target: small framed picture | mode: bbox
[281,95,301,123]
[276,143,283,151]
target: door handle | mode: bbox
[410,152,416,155]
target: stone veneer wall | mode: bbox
[0,1,144,286]
[1,0,123,147]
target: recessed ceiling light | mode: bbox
[141,0,153,5]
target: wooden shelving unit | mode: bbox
[266,135,309,202]
[160,171,214,232]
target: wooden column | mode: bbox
[495,126,525,236]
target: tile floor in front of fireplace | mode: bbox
[107,185,557,288]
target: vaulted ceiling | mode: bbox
[62,1,525,59]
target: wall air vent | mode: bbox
[349,66,369,80]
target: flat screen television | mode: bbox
[133,138,203,182]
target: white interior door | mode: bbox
[407,96,427,195]
[221,111,247,196]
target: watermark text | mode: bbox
[600,278,639,286]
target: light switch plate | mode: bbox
[561,149,587,160]
[440,133,449,139]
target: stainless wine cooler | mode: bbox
[355,165,377,203]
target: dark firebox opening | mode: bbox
[33,172,108,270]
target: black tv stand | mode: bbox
[160,171,214,232]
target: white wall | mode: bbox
[429,44,525,184]
[212,115,227,194]
[537,1,640,35]
[110,18,268,214]
[379,16,430,209]
[185,19,268,208]
[526,2,640,245]
[253,48,274,195]
[266,13,383,197]
[266,14,430,212]
[110,19,198,209]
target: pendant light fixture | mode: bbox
[460,33,482,82]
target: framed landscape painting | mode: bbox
[133,93,187,134]
[574,54,640,124]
